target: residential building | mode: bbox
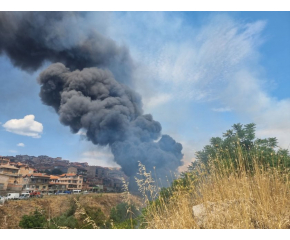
[0,158,35,192]
[0,174,9,191]
[58,173,83,191]
[48,175,67,193]
[84,166,97,178]
[68,166,87,182]
[0,164,23,191]
[86,177,104,192]
[22,173,50,193]
[67,167,77,174]
[0,157,10,165]
[96,167,109,178]
[1,155,128,194]
[10,162,34,175]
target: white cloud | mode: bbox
[17,143,25,147]
[76,129,86,136]
[80,145,120,168]
[144,93,173,109]
[2,115,43,138]
[145,17,265,102]
[111,13,290,150]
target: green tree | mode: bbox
[194,123,290,171]
[19,209,47,229]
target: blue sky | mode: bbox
[0,12,289,170]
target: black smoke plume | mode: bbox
[0,12,133,84]
[0,12,183,190]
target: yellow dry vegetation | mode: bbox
[0,193,141,229]
[143,152,290,229]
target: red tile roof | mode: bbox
[50,175,59,180]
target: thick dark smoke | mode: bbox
[38,63,183,188]
[0,12,183,190]
[0,12,133,84]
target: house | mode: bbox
[98,167,110,178]
[0,164,23,191]
[10,162,34,175]
[84,166,97,178]
[0,157,10,165]
[67,167,77,174]
[22,173,50,193]
[58,173,83,191]
[48,175,67,193]
[0,174,9,191]
[68,166,87,182]
[86,177,104,192]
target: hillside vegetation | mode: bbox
[141,123,290,229]
[2,123,289,229]
[0,193,141,229]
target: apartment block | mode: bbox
[58,173,83,191]
[22,173,50,193]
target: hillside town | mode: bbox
[0,155,127,196]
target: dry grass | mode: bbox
[143,148,290,229]
[0,193,141,229]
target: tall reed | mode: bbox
[142,144,290,229]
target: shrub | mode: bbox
[49,215,78,229]
[81,206,106,229]
[19,209,47,229]
[110,202,139,223]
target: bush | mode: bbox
[112,219,138,229]
[84,206,106,228]
[19,209,47,229]
[110,202,139,223]
[49,215,78,229]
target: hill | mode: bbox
[0,193,141,229]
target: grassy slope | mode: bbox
[0,193,141,229]
[143,157,290,229]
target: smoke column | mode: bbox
[0,12,183,190]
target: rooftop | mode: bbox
[59,173,82,177]
[0,165,19,170]
[25,173,50,178]
[50,175,60,180]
